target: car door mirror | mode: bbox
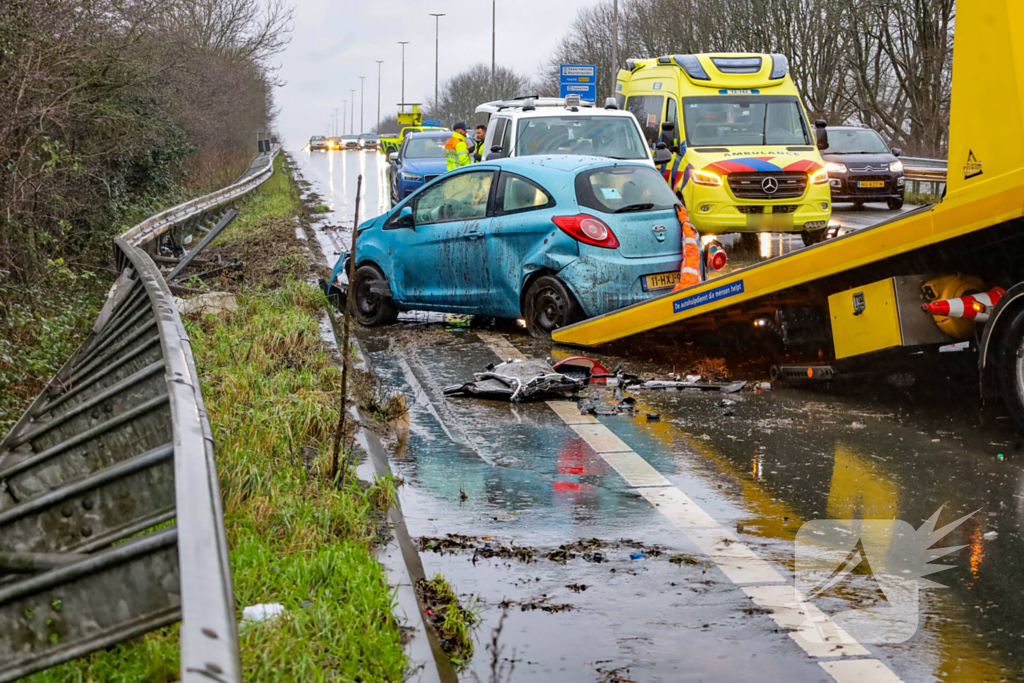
[658,121,676,150]
[814,119,829,151]
[394,206,415,229]
[891,147,902,157]
[653,142,673,164]
[388,152,398,163]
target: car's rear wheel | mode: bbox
[523,276,583,339]
[887,196,905,211]
[349,264,399,327]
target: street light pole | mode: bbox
[359,76,366,134]
[334,108,339,136]
[429,14,445,113]
[376,61,384,131]
[350,89,355,134]
[491,0,496,101]
[342,100,347,136]
[397,42,410,107]
[611,0,619,98]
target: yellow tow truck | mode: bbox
[553,0,1024,432]
[378,104,445,156]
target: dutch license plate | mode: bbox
[643,271,680,291]
[858,180,885,188]
[746,214,794,231]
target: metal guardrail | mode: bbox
[0,147,278,682]
[902,156,947,196]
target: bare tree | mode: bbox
[544,0,955,156]
[426,64,533,127]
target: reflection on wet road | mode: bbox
[292,149,1021,682]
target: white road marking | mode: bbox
[821,659,907,683]
[471,331,905,682]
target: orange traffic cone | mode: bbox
[922,287,1005,323]
[672,204,702,292]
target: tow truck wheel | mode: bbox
[801,229,826,246]
[523,276,583,340]
[348,265,399,327]
[996,306,1024,432]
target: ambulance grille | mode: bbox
[728,172,807,200]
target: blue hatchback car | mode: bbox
[333,155,684,338]
[389,131,451,206]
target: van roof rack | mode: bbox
[475,97,596,114]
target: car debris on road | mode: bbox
[443,359,583,402]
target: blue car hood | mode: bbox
[329,215,380,285]
[400,157,447,175]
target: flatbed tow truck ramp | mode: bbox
[553,0,1024,429]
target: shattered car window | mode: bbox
[413,171,493,224]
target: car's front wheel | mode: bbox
[523,275,584,339]
[349,264,399,327]
[887,196,905,211]
[801,229,827,246]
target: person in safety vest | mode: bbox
[445,122,472,171]
[473,124,488,161]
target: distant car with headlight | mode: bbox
[823,126,905,210]
[330,155,686,338]
[309,135,327,151]
[340,134,360,150]
[359,134,379,149]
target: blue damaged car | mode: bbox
[331,155,684,338]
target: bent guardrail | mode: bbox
[0,147,278,682]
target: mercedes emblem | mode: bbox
[761,177,779,194]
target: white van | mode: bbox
[474,97,655,167]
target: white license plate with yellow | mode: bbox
[642,271,680,291]
[857,180,885,188]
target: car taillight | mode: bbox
[552,215,619,249]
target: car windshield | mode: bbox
[404,137,446,159]
[826,129,890,154]
[359,134,376,140]
[311,136,324,140]
[683,96,813,147]
[575,165,679,214]
[343,135,359,141]
[625,95,664,146]
[515,116,648,160]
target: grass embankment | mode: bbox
[27,154,407,681]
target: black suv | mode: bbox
[823,126,905,210]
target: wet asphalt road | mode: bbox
[292,149,1023,683]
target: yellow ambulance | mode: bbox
[616,54,832,245]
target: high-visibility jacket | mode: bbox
[672,203,703,292]
[657,153,686,194]
[445,131,471,171]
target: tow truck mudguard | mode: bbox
[977,280,1024,398]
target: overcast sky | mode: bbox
[275,0,593,149]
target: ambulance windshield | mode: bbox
[683,96,813,147]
